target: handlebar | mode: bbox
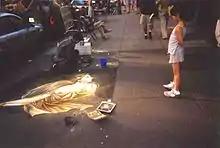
[65,29,75,34]
[66,25,75,32]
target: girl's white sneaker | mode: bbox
[163,81,174,90]
[164,89,180,98]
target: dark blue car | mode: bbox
[0,13,43,62]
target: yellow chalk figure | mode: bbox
[0,74,98,117]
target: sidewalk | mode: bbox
[113,14,220,100]
[111,14,220,148]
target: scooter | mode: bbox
[51,26,83,73]
[109,0,122,15]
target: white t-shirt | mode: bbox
[168,25,186,55]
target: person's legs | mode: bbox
[163,63,181,98]
[164,50,183,97]
[101,24,112,33]
[94,20,112,33]
[163,62,181,98]
[140,14,148,38]
[172,63,181,91]
[98,27,108,39]
[136,0,139,14]
[159,12,168,39]
[125,0,130,13]
[94,21,107,39]
[121,0,126,12]
[131,0,135,11]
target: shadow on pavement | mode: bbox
[183,48,218,70]
[116,45,220,101]
[119,48,167,55]
[181,45,220,100]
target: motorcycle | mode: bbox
[109,0,121,15]
[51,27,83,73]
[51,6,93,73]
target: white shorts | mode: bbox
[169,49,184,64]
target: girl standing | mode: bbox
[163,7,186,98]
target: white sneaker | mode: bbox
[163,81,174,90]
[164,89,180,98]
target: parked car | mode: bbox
[0,12,43,67]
[71,0,109,16]
[71,0,89,16]
[2,0,65,41]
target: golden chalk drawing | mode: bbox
[0,74,98,117]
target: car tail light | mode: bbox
[50,16,55,25]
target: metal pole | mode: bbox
[107,0,110,14]
[0,0,2,12]
[117,0,122,15]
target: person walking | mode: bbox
[136,0,140,14]
[163,6,186,98]
[124,0,131,13]
[156,0,170,40]
[88,0,94,17]
[131,0,136,11]
[139,0,156,39]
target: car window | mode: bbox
[0,17,13,36]
[72,0,88,6]
[8,16,26,30]
[0,16,27,36]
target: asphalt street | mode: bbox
[0,13,220,148]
